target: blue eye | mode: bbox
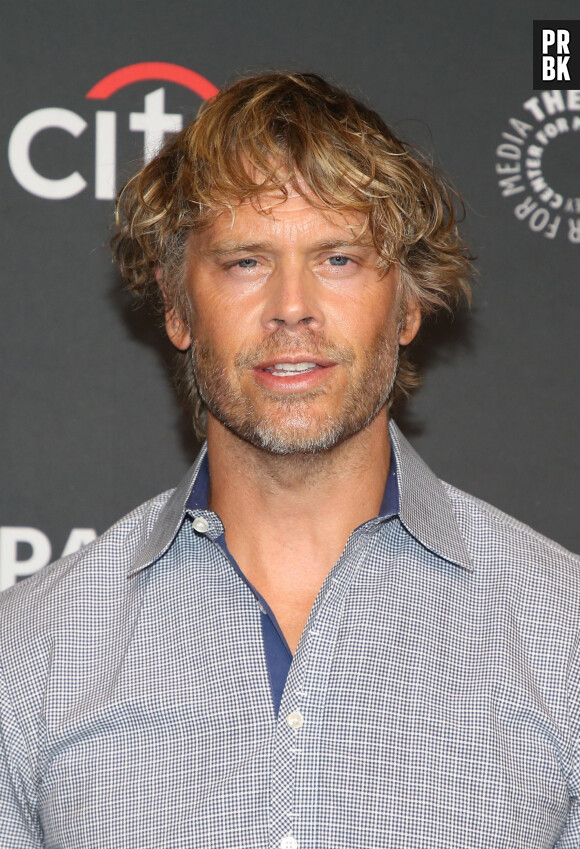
[237,258,258,268]
[328,255,349,266]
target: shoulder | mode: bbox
[0,487,179,761]
[442,478,580,578]
[0,487,175,637]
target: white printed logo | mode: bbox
[495,89,580,243]
[7,62,218,201]
[0,527,98,589]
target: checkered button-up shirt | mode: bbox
[1,422,580,849]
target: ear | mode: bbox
[398,297,421,346]
[155,265,192,351]
[165,308,191,350]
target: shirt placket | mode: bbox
[268,527,378,849]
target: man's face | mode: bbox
[166,190,420,454]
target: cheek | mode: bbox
[190,289,261,364]
[331,293,399,349]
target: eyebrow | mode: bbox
[205,238,374,258]
[205,242,274,258]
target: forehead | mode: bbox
[192,187,370,249]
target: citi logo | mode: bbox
[7,62,219,200]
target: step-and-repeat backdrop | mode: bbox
[1,0,579,588]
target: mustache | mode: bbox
[232,329,356,369]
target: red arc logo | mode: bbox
[86,62,219,100]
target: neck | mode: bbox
[207,409,391,558]
[205,410,391,652]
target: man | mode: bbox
[1,72,579,849]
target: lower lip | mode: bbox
[252,365,336,392]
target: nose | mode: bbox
[261,263,325,332]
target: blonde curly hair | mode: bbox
[113,71,472,438]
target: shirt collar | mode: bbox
[389,421,473,571]
[127,420,473,576]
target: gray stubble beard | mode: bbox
[190,328,399,455]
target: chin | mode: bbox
[203,377,391,456]
[250,428,345,455]
[227,403,384,455]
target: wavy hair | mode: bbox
[113,71,472,438]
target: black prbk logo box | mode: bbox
[534,21,580,89]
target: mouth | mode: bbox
[255,355,336,373]
[251,356,337,391]
[263,361,321,377]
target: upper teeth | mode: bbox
[269,362,317,373]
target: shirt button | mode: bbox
[192,516,210,533]
[280,835,298,849]
[286,710,304,729]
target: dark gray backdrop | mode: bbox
[1,0,578,588]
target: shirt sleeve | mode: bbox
[0,659,43,848]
